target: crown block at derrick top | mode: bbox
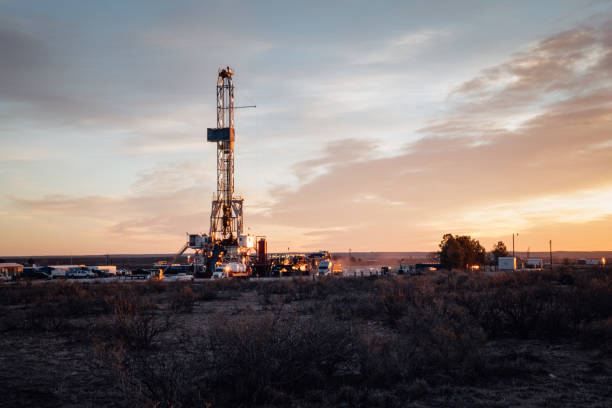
[207,128,235,142]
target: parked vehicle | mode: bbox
[22,267,52,280]
[165,272,194,282]
[67,267,96,279]
[147,269,165,281]
[129,269,155,279]
[95,266,117,275]
[318,261,332,276]
[163,265,191,275]
[212,264,227,279]
[50,265,88,279]
[37,266,56,275]
[318,261,341,276]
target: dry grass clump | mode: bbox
[169,284,197,313]
[101,287,171,350]
[2,267,611,407]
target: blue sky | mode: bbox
[1,0,612,254]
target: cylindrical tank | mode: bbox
[226,263,246,275]
[257,238,267,264]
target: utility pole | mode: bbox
[549,240,553,267]
[512,233,519,258]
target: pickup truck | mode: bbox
[67,268,96,279]
[318,261,342,276]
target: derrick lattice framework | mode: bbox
[207,67,243,245]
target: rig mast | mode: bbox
[168,66,259,275]
[207,67,243,245]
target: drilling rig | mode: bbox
[207,67,243,247]
[165,67,263,276]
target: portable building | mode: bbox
[498,257,516,271]
[0,263,24,279]
[95,266,117,275]
[525,258,543,270]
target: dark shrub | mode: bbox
[192,283,218,301]
[204,313,357,405]
[104,288,170,350]
[170,285,196,313]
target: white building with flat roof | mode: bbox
[0,263,23,279]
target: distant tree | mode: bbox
[437,233,486,270]
[490,241,508,264]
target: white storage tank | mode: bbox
[226,263,246,274]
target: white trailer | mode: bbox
[525,258,543,270]
[95,266,117,275]
[51,265,85,278]
[498,257,517,271]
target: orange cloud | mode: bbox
[2,19,612,255]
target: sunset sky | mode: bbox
[1,0,612,255]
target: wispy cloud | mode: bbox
[349,29,451,65]
[244,19,612,251]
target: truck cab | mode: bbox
[318,261,333,276]
[212,264,227,279]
